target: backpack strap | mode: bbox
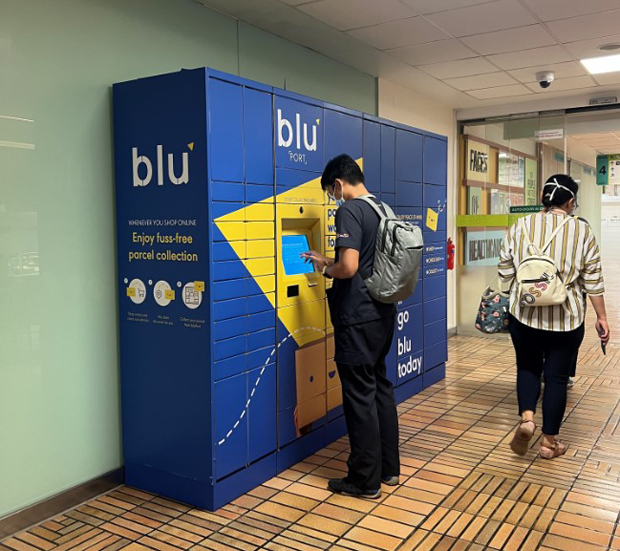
[356,195,395,219]
[520,218,539,256]
[520,214,574,256]
[540,215,574,253]
[353,195,394,282]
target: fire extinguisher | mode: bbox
[447,238,455,270]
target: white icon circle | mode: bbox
[153,280,172,307]
[177,281,182,288]
[124,278,128,285]
[182,282,203,310]
[128,279,147,305]
[148,279,153,286]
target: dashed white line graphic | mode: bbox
[217,326,326,446]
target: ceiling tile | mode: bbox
[521,0,620,22]
[347,17,450,50]
[388,39,477,65]
[461,25,557,55]
[418,57,498,79]
[426,0,537,38]
[298,0,417,31]
[487,45,573,70]
[564,34,620,60]
[592,73,620,86]
[444,72,518,91]
[547,10,620,43]
[401,0,493,15]
[467,84,533,99]
[508,61,587,83]
[525,75,598,93]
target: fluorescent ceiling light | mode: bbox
[581,54,620,75]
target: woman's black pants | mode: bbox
[508,315,584,436]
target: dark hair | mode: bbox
[321,154,364,191]
[542,174,578,208]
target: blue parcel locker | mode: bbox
[396,130,423,183]
[114,67,448,511]
[363,119,381,194]
[424,136,448,186]
[381,125,396,193]
[324,107,362,163]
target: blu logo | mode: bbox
[132,144,191,187]
[277,109,319,166]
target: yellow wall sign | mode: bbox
[126,287,136,297]
[466,139,489,183]
[194,281,205,292]
[165,290,175,300]
[426,208,438,232]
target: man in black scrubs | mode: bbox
[302,154,400,499]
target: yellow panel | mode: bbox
[277,301,326,348]
[215,221,245,242]
[255,275,276,295]
[327,387,343,411]
[297,393,327,429]
[246,240,275,258]
[276,173,325,206]
[325,235,336,253]
[325,205,337,235]
[263,292,276,308]
[326,335,335,359]
[246,221,275,240]
[226,241,246,259]
[246,258,275,276]
[296,340,327,402]
[326,359,339,390]
[215,206,245,222]
[276,203,325,309]
[246,203,275,221]
[223,240,246,263]
[276,186,324,205]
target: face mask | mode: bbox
[544,179,578,210]
[328,182,345,208]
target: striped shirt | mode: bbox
[498,211,604,332]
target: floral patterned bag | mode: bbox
[475,287,510,334]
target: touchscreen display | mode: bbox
[281,234,314,276]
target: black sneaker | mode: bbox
[328,478,381,499]
[382,476,399,486]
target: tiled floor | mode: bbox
[3,236,620,551]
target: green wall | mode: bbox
[0,0,376,519]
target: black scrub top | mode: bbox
[326,196,396,328]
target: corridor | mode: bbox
[3,243,619,551]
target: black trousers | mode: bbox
[508,316,584,435]
[335,316,400,491]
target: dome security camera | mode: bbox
[536,71,555,89]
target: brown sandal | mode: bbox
[539,439,567,459]
[510,420,536,456]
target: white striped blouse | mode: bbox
[498,211,605,332]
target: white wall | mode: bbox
[0,0,377,520]
[378,79,457,331]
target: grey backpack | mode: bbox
[357,195,424,304]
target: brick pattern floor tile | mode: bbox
[5,245,620,550]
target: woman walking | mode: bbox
[499,174,610,459]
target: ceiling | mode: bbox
[572,133,620,155]
[195,0,620,109]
